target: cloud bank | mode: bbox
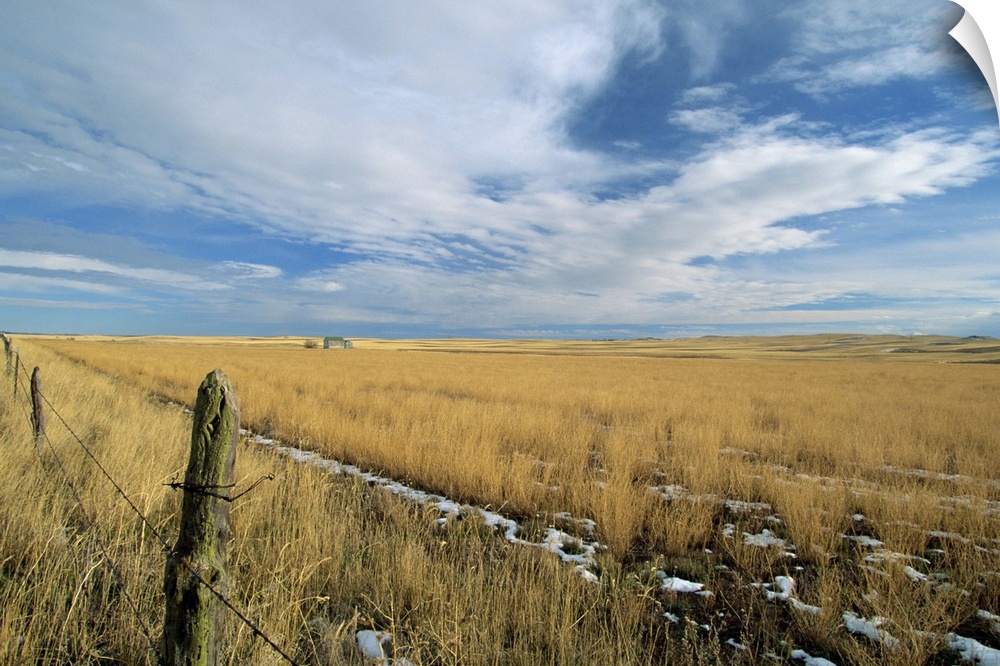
[0,0,997,336]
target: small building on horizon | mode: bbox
[323,336,353,349]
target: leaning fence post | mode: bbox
[163,369,240,666]
[2,333,10,374]
[30,366,44,450]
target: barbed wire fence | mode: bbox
[3,340,301,666]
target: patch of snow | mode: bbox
[843,612,899,649]
[726,499,772,513]
[790,648,838,665]
[248,431,604,582]
[657,572,713,596]
[664,612,680,623]
[754,575,795,601]
[552,512,596,535]
[650,485,773,517]
[541,528,600,575]
[659,575,705,594]
[743,529,786,548]
[790,598,822,615]
[879,465,971,484]
[947,633,1000,665]
[843,535,883,548]
[864,550,930,566]
[725,638,747,650]
[978,610,1000,635]
[929,530,972,545]
[651,484,690,501]
[357,630,395,663]
[753,576,821,615]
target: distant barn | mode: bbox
[323,336,353,349]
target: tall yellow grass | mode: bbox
[1,339,720,664]
[33,337,1000,554]
[3,334,999,664]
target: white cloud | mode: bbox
[677,83,737,105]
[295,274,346,293]
[0,249,226,291]
[220,262,283,280]
[0,1,666,220]
[0,271,124,296]
[0,295,129,311]
[670,107,744,133]
[273,117,997,329]
[1,1,997,334]
[769,0,964,95]
[124,117,1000,328]
[663,0,747,80]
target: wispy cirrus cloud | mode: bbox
[767,0,965,95]
[0,249,225,289]
[0,248,284,298]
[270,115,997,330]
[0,0,997,336]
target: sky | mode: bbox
[1,1,999,339]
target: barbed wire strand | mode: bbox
[12,368,36,442]
[10,365,164,664]
[21,361,301,666]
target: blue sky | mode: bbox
[1,0,998,338]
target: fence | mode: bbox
[2,334,298,665]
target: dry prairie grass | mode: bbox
[30,337,1000,551]
[3,334,999,664]
[3,340,719,665]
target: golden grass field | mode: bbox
[2,333,1000,664]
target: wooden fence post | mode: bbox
[163,369,240,666]
[2,333,10,374]
[30,366,44,450]
[11,350,18,399]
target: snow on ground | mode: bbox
[879,465,975,485]
[948,634,1000,665]
[248,432,603,582]
[753,576,821,615]
[843,535,883,548]
[743,528,787,549]
[842,612,900,650]
[356,630,414,665]
[243,428,1000,665]
[790,648,838,665]
[979,610,1000,635]
[649,484,771,514]
[657,572,713,597]
[725,637,748,651]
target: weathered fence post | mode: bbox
[11,350,18,398]
[163,369,240,666]
[2,333,10,374]
[30,366,44,450]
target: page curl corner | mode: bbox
[949,0,1000,125]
